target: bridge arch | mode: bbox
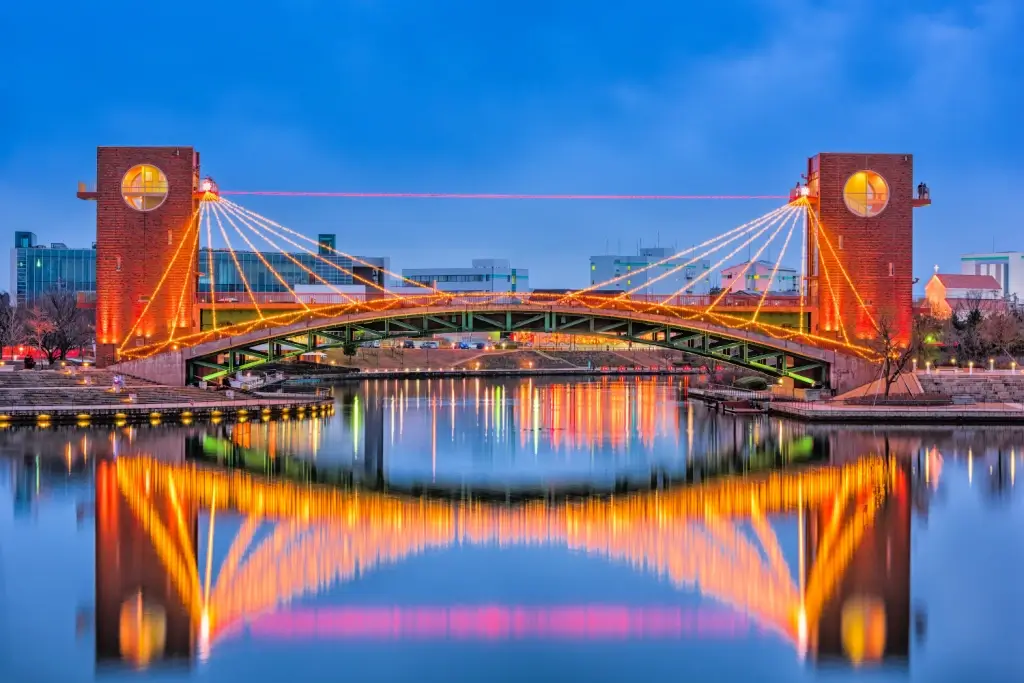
[115,304,877,390]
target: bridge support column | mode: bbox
[111,350,187,386]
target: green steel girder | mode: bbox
[187,309,832,386]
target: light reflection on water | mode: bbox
[0,376,1023,682]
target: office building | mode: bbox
[960,251,1024,302]
[198,234,390,296]
[10,232,97,306]
[588,248,712,295]
[402,259,529,292]
[720,260,798,294]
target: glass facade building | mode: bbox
[197,247,390,296]
[10,232,97,306]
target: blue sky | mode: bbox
[1,0,1022,290]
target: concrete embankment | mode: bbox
[0,368,330,426]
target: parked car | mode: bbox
[402,340,416,349]
[421,341,439,349]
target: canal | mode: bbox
[1,376,1022,682]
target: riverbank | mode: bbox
[0,368,331,426]
[768,400,1024,424]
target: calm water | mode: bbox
[1,376,1023,682]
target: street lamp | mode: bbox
[989,358,995,372]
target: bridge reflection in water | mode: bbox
[95,445,910,672]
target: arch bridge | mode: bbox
[114,297,877,390]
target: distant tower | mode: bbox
[79,147,201,366]
[804,153,922,342]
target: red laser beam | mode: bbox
[218,190,787,200]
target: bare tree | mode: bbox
[980,311,1023,362]
[0,292,25,359]
[869,316,924,397]
[28,289,94,364]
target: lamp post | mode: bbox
[989,358,995,372]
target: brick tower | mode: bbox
[804,153,924,342]
[80,147,200,366]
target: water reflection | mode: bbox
[2,377,1024,681]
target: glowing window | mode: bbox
[122,164,169,211]
[843,170,889,218]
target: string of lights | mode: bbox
[565,204,791,301]
[117,204,202,350]
[221,198,437,294]
[809,207,880,333]
[747,208,801,325]
[212,203,316,311]
[210,203,265,320]
[702,208,793,314]
[218,202,360,305]
[220,201,394,297]
[610,205,795,303]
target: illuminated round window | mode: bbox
[843,171,889,218]
[122,164,169,211]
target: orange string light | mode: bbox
[747,208,800,325]
[221,198,436,294]
[565,204,792,302]
[213,202,315,311]
[613,204,794,301]
[703,205,795,313]
[210,202,264,319]
[118,203,202,349]
[220,201,393,299]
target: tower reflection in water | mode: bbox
[93,446,911,672]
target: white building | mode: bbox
[402,259,529,292]
[720,260,799,294]
[588,248,712,295]
[960,251,1024,302]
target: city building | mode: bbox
[588,248,712,295]
[923,272,1004,318]
[402,259,529,292]
[720,260,799,294]
[10,231,97,307]
[960,251,1024,302]
[198,238,390,297]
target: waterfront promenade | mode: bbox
[0,366,330,425]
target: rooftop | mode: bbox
[932,273,1002,290]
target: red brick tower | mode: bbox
[804,153,922,342]
[80,147,200,365]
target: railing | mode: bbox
[194,290,805,309]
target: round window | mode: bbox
[122,164,169,211]
[843,171,889,218]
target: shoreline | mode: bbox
[0,394,334,426]
[287,366,703,382]
[767,401,1024,425]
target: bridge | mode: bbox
[78,148,929,390]
[96,453,910,668]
